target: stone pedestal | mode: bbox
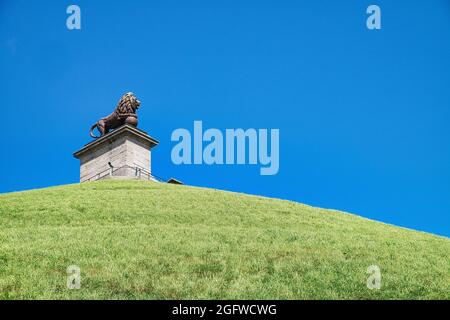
[73,125,159,182]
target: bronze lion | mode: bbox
[89,92,141,138]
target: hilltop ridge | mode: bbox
[0,180,448,299]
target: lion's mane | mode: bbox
[115,92,140,116]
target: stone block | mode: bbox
[73,125,159,182]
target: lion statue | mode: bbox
[89,92,141,138]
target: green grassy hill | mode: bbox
[0,180,448,299]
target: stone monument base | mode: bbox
[73,125,159,183]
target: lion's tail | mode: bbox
[89,123,100,138]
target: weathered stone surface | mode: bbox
[73,124,159,182]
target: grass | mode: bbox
[0,180,449,299]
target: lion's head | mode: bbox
[116,92,141,115]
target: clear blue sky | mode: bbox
[1,0,449,237]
